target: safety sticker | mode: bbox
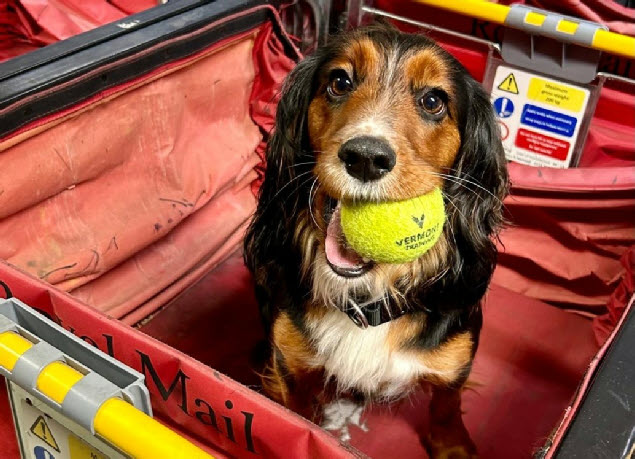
[489,64,591,168]
[527,78,586,112]
[515,129,570,161]
[493,97,514,118]
[30,416,60,452]
[520,105,577,137]
[33,445,56,459]
[12,390,124,459]
[497,73,519,94]
[498,121,510,141]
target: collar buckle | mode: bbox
[345,299,391,328]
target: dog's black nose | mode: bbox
[338,136,396,182]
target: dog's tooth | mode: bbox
[362,257,371,264]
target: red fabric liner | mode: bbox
[0,9,297,325]
[0,258,359,458]
[0,376,18,457]
[592,246,635,344]
[493,191,635,311]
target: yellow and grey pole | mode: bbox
[0,298,213,459]
[413,0,635,59]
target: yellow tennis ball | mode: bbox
[340,188,446,264]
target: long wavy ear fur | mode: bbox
[429,72,509,311]
[244,53,322,332]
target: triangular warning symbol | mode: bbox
[497,73,519,94]
[30,415,60,452]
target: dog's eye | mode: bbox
[327,70,353,98]
[418,91,446,116]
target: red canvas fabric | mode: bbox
[0,17,297,324]
[493,163,635,311]
[592,246,635,344]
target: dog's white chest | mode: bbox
[307,309,427,399]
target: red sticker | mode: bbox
[515,128,570,160]
[498,121,509,141]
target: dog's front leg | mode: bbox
[263,311,328,424]
[423,385,477,459]
[263,347,326,423]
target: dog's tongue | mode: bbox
[325,205,365,269]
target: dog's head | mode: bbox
[245,25,508,317]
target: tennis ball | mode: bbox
[340,188,446,264]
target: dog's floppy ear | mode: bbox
[452,78,509,242]
[244,53,321,328]
[440,77,509,306]
[262,53,321,200]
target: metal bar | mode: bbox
[413,0,635,59]
[362,6,499,50]
[0,331,213,459]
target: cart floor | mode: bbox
[140,252,599,458]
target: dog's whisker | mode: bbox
[308,178,322,231]
[288,174,323,216]
[287,161,317,169]
[268,170,313,203]
[436,171,504,206]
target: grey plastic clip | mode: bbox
[11,342,65,400]
[0,314,17,335]
[62,372,122,434]
[502,5,607,83]
[0,298,152,434]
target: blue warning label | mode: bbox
[493,97,514,118]
[34,446,55,459]
[520,104,577,137]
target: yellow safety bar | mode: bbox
[0,332,213,459]
[414,0,635,59]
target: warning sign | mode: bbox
[520,104,577,137]
[497,73,519,94]
[515,128,570,160]
[10,384,126,459]
[489,64,591,168]
[527,78,586,112]
[30,416,60,453]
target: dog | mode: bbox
[244,23,508,457]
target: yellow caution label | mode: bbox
[30,415,60,452]
[497,73,519,94]
[69,434,109,459]
[527,77,586,112]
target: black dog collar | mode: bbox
[345,298,407,328]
